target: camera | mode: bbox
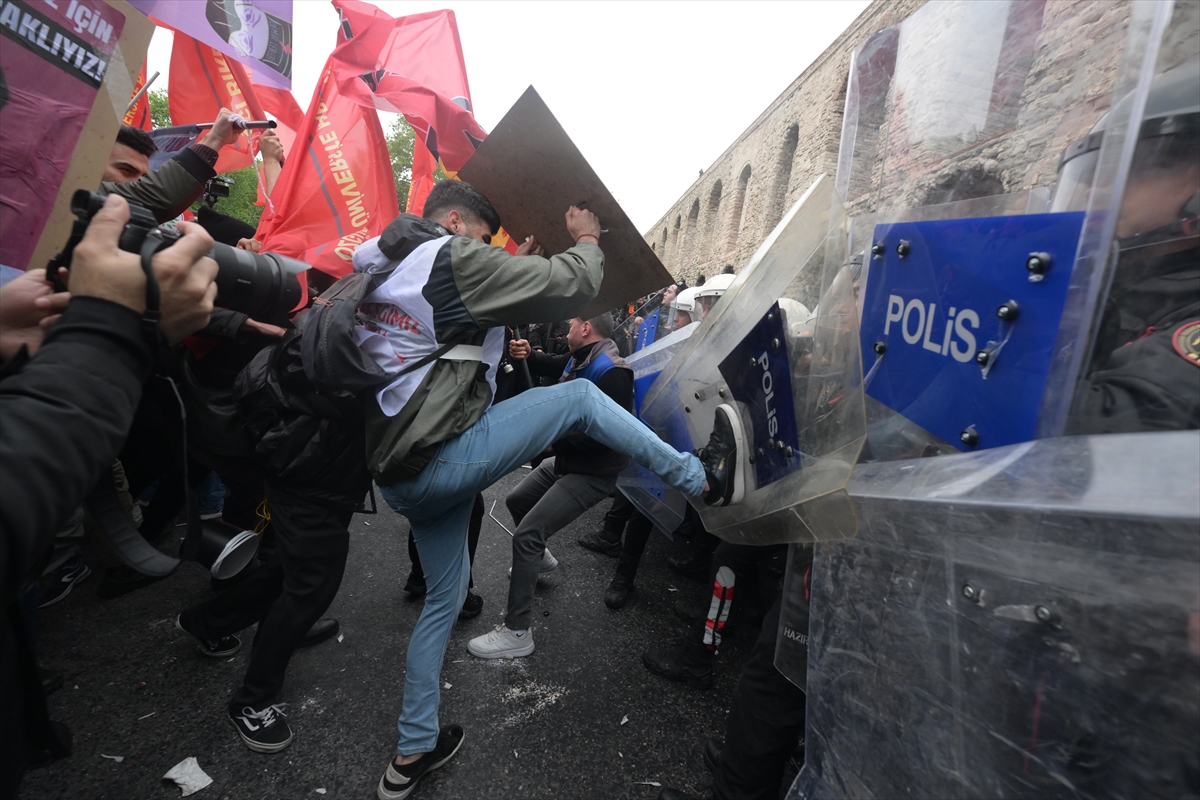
[50,190,310,320]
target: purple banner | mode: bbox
[127,0,292,89]
[0,0,126,270]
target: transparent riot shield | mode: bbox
[615,323,697,535]
[775,3,1198,800]
[638,175,866,545]
[790,432,1200,799]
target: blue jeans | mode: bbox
[378,380,706,754]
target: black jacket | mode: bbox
[234,215,449,508]
[526,339,634,476]
[1,298,153,789]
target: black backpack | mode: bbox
[299,270,464,395]
[300,271,390,394]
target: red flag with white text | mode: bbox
[255,57,398,280]
[169,32,267,174]
[329,0,486,172]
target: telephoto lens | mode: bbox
[60,191,311,320]
[209,243,310,319]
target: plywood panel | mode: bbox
[457,86,672,320]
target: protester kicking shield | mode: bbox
[352,181,742,800]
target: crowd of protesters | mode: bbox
[1,103,806,800]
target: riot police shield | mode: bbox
[769,2,1199,799]
[615,323,697,535]
[638,175,867,545]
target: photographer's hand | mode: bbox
[0,269,71,360]
[70,195,219,344]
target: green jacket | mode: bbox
[354,216,603,484]
[98,148,215,223]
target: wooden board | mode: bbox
[456,86,671,320]
[27,0,155,272]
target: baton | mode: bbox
[196,118,278,131]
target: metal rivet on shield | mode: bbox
[997,301,1019,322]
[962,584,979,602]
[771,338,781,351]
[694,392,701,400]
[785,446,794,458]
[960,429,980,446]
[756,447,765,459]
[1026,252,1050,276]
[767,313,774,323]
[684,406,691,414]
[871,242,885,258]
[896,240,911,257]
[975,349,992,366]
[718,389,726,398]
[749,356,758,367]
[1035,605,1055,624]
[873,341,886,355]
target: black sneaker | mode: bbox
[459,592,484,620]
[377,724,465,800]
[642,637,714,689]
[699,404,745,506]
[403,574,427,599]
[228,703,292,753]
[578,528,623,557]
[175,613,242,658]
[39,555,91,607]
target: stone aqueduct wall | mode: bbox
[642,0,1189,286]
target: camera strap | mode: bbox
[139,236,166,347]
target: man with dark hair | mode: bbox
[467,312,634,660]
[103,125,158,183]
[419,180,502,239]
[355,180,740,800]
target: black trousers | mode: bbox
[184,484,352,711]
[713,594,808,800]
[407,493,483,589]
[603,492,637,535]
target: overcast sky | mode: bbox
[146,0,872,233]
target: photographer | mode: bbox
[1,195,218,794]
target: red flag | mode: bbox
[330,0,486,172]
[256,57,398,281]
[169,32,268,174]
[406,135,437,215]
[123,63,153,131]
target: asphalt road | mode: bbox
[21,471,760,800]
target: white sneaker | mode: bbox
[467,625,535,659]
[508,548,559,577]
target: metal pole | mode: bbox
[124,70,160,116]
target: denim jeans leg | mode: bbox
[388,495,473,755]
[441,382,706,496]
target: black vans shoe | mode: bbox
[377,724,465,800]
[175,613,242,658]
[228,703,293,753]
[699,404,745,506]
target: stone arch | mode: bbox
[765,123,799,233]
[667,214,682,267]
[681,198,701,274]
[700,180,723,275]
[725,163,752,255]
